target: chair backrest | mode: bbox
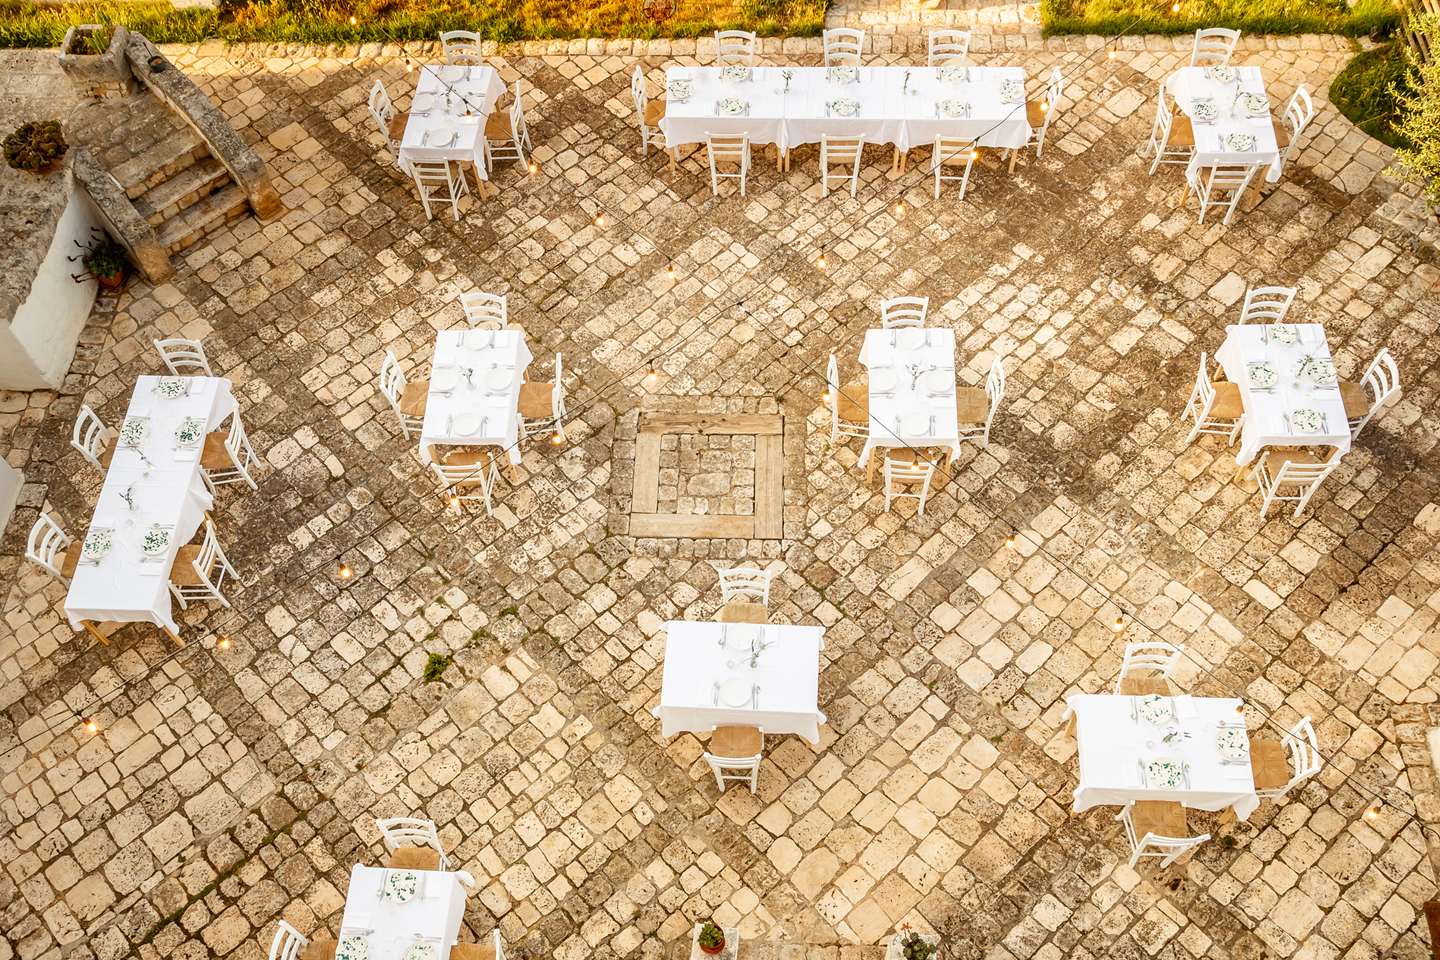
[509,79,529,143]
[719,567,772,604]
[1271,456,1337,486]
[377,817,446,861]
[715,30,756,67]
[222,407,250,469]
[441,29,482,64]
[707,133,749,164]
[1038,66,1064,130]
[431,456,499,515]
[551,352,566,420]
[154,337,212,377]
[928,29,970,66]
[380,350,408,407]
[884,458,935,511]
[984,356,1005,413]
[1114,641,1185,693]
[412,160,460,199]
[821,135,864,165]
[1238,286,1296,325]
[369,80,394,132]
[1280,85,1314,171]
[26,511,72,580]
[826,352,842,423]
[1206,163,1263,191]
[191,516,223,585]
[1153,81,1177,141]
[823,28,864,66]
[1360,347,1401,412]
[72,404,111,471]
[1192,351,1218,409]
[933,136,978,166]
[880,296,928,328]
[1280,716,1322,785]
[462,291,507,329]
[631,65,649,119]
[269,921,310,960]
[1191,27,1240,66]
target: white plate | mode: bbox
[402,945,437,960]
[413,93,435,112]
[719,677,752,707]
[440,65,465,83]
[926,370,952,394]
[898,328,926,351]
[337,936,370,960]
[432,367,460,392]
[466,329,492,350]
[902,412,929,436]
[485,369,512,390]
[429,128,455,147]
[141,529,171,556]
[726,625,758,649]
[871,369,898,393]
[452,412,481,436]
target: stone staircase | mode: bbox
[72,92,250,255]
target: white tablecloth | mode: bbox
[1064,693,1259,821]
[340,865,467,960]
[419,330,533,466]
[1168,66,1282,183]
[1214,323,1351,466]
[661,65,1030,153]
[397,66,507,180]
[65,377,234,634]
[856,328,961,466]
[654,621,826,743]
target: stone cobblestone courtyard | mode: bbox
[2,27,1440,960]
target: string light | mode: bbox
[668,263,675,279]
[1366,803,1382,820]
[86,720,98,732]
[647,361,658,382]
[1006,531,1016,547]
[1040,100,1049,112]
[817,248,827,269]
[551,431,564,445]
[218,637,230,649]
[1113,612,1125,633]
[338,558,352,579]
[406,62,414,72]
[595,214,605,226]
[449,492,461,508]
[1108,48,1116,60]
[894,201,904,214]
[1172,1,1179,10]
[528,162,537,174]
[350,15,357,23]
[971,149,979,161]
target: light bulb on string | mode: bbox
[595,214,605,226]
[817,248,827,269]
[551,431,563,445]
[338,557,353,579]
[1108,48,1116,60]
[1113,613,1125,633]
[971,149,979,161]
[1172,1,1179,10]
[350,15,357,24]
[218,637,230,649]
[895,201,904,214]
[1006,531,1016,547]
[668,263,675,279]
[406,61,414,72]
[86,719,98,733]
[647,361,658,382]
[1040,100,1049,112]
[528,162,537,174]
[1366,803,1381,820]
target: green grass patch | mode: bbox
[1330,41,1412,150]
[422,652,452,682]
[1040,0,1397,38]
[0,0,824,48]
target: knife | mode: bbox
[712,680,719,705]
[1183,763,1192,790]
[1138,758,1148,787]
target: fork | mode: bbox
[1183,763,1192,790]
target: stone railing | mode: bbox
[70,147,173,283]
[124,32,282,221]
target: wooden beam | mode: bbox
[633,433,662,514]
[630,514,755,539]
[638,414,783,436]
[754,434,783,539]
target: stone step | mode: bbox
[157,183,249,254]
[75,91,186,156]
[134,157,232,229]
[110,124,210,199]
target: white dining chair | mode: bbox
[820,135,865,198]
[931,136,979,198]
[822,28,864,66]
[1113,641,1185,695]
[200,406,259,492]
[715,30,756,67]
[955,357,1005,452]
[169,515,238,610]
[631,66,676,167]
[719,567,773,605]
[880,296,928,328]
[1116,801,1209,868]
[26,512,83,585]
[518,351,566,442]
[380,350,427,440]
[1272,85,1314,180]
[826,353,870,446]
[71,404,114,474]
[1250,716,1322,800]
[1340,347,1401,440]
[1182,352,1245,444]
[431,449,501,517]
[1237,286,1297,325]
[1186,162,1267,226]
[484,80,531,173]
[928,29,970,67]
[154,337,213,377]
[1252,448,1340,518]
[411,159,468,221]
[376,816,451,871]
[368,80,404,163]
[269,920,335,960]
[461,291,507,329]
[1190,27,1241,67]
[440,29,483,64]
[1143,82,1194,175]
[450,932,506,960]
[883,456,936,514]
[702,725,764,793]
[1008,66,1064,171]
[706,133,751,196]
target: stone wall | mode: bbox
[70,146,173,283]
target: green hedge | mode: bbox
[1330,42,1412,150]
[1040,0,1398,38]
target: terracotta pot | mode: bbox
[699,936,725,955]
[97,269,125,289]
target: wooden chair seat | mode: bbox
[643,97,666,126]
[61,542,84,579]
[443,449,495,483]
[956,387,989,424]
[518,382,554,418]
[836,383,867,422]
[1168,115,1196,147]
[170,545,206,586]
[387,113,407,141]
[1025,100,1045,129]
[1130,800,1187,839]
[1338,380,1368,419]
[448,945,496,960]
[711,725,762,758]
[200,431,234,471]
[1263,448,1328,481]
[388,846,441,871]
[1118,676,1173,697]
[98,439,116,469]
[1271,117,1290,148]
[485,112,513,140]
[302,940,338,960]
[719,601,768,624]
[399,381,429,417]
[1249,738,1289,789]
[1209,381,1244,419]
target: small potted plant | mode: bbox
[697,921,725,956]
[69,229,128,288]
[889,924,939,960]
[4,120,68,174]
[57,23,132,93]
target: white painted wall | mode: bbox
[0,459,20,549]
[0,186,101,390]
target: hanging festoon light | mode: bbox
[1113,611,1126,633]
[528,162,537,174]
[218,637,231,649]
[817,247,827,269]
[668,262,675,279]
[338,555,353,579]
[551,430,563,445]
[595,213,605,227]
[1006,530,1016,547]
[86,718,98,733]
[1366,802,1382,821]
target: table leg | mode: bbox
[81,620,109,645]
[162,625,184,647]
[1246,175,1264,210]
[1217,807,1237,825]
[508,458,520,485]
[1009,149,1018,174]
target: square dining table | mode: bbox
[397,64,507,195]
[1064,693,1259,821]
[653,620,827,743]
[340,865,467,960]
[856,327,961,468]
[418,329,533,469]
[1167,66,1282,185]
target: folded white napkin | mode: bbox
[138,563,165,577]
[129,406,150,419]
[699,680,712,705]
[1271,414,1289,435]
[753,68,764,80]
[175,449,198,462]
[1122,761,1142,788]
[671,70,692,80]
[860,68,872,82]
[94,516,116,529]
[191,378,208,396]
[1223,765,1253,781]
[1175,695,1198,719]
